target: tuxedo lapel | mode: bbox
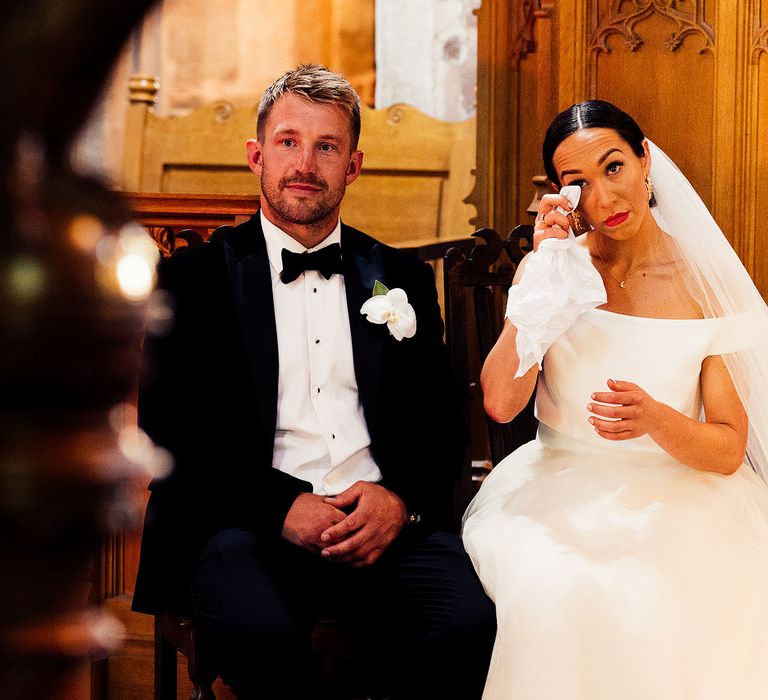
[223,217,279,444]
[342,225,386,437]
[222,219,384,445]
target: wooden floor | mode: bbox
[104,595,235,700]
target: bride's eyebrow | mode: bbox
[560,166,582,179]
[597,147,623,165]
[560,147,625,180]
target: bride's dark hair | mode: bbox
[542,100,647,187]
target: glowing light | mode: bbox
[8,256,46,302]
[116,224,159,300]
[96,223,159,300]
[68,215,103,252]
[118,425,173,478]
[117,253,154,300]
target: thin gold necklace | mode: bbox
[595,234,660,289]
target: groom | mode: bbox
[132,65,495,699]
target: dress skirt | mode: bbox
[462,426,768,699]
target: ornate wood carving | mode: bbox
[592,1,714,54]
[512,0,538,60]
[510,0,766,296]
[443,226,535,511]
[753,23,768,61]
[127,74,160,104]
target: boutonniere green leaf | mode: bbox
[372,279,390,297]
[360,279,417,341]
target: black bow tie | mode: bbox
[280,243,343,284]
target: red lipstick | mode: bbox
[604,212,628,227]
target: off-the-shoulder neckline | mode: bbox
[589,307,717,323]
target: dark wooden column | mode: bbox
[0,2,160,698]
[471,0,556,236]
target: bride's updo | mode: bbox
[542,101,647,188]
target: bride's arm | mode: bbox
[481,254,539,424]
[589,357,748,474]
[483,193,575,424]
[481,320,538,423]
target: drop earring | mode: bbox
[645,176,654,202]
[571,209,589,234]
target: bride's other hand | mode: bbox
[587,378,661,440]
[533,193,573,251]
[588,361,746,473]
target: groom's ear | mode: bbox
[345,149,364,187]
[246,139,264,177]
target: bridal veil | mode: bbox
[648,140,768,483]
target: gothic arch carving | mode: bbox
[753,22,768,61]
[591,1,714,54]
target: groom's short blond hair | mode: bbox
[257,64,362,149]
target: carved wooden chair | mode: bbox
[123,84,477,246]
[155,612,396,700]
[444,225,538,515]
[154,613,216,700]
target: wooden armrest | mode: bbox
[393,235,475,261]
[122,192,258,230]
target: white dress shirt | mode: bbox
[261,212,383,496]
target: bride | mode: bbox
[462,100,768,699]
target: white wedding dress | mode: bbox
[462,308,768,699]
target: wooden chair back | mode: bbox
[122,79,476,246]
[121,191,474,317]
[444,225,538,516]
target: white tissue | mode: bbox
[507,186,607,378]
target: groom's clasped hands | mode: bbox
[281,482,408,567]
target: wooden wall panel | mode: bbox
[517,23,546,223]
[159,0,375,113]
[475,0,768,297]
[472,0,539,232]
[294,0,376,105]
[753,6,768,293]
[591,5,717,207]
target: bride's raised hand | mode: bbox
[533,193,574,251]
[587,379,663,440]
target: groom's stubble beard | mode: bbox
[260,168,347,227]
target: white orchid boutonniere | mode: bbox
[360,280,417,341]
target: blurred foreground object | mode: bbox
[0,1,160,697]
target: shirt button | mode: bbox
[313,287,317,293]
[331,434,336,439]
[315,339,320,344]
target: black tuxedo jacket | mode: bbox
[132,215,468,615]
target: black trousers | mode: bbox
[191,526,496,699]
